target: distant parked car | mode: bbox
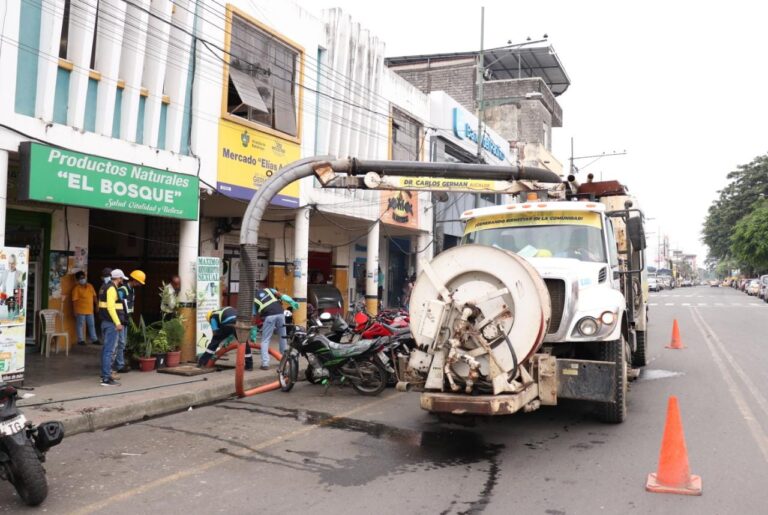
[709,280,720,287]
[648,276,661,292]
[760,275,768,301]
[680,279,692,287]
[747,279,761,296]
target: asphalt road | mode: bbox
[3,285,768,514]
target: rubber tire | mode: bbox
[350,360,388,396]
[8,443,48,506]
[598,338,628,424]
[277,354,298,392]
[631,330,647,368]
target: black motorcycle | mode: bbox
[277,313,393,396]
[0,382,64,506]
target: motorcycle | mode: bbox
[0,382,64,506]
[277,313,394,396]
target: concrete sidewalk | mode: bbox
[16,345,279,436]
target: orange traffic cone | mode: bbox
[646,396,702,495]
[666,319,685,349]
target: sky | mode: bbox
[296,0,768,264]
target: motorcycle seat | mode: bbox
[326,339,378,358]
[382,323,411,337]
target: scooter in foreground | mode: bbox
[0,382,64,506]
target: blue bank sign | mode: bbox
[452,108,506,161]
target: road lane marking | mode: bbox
[691,308,768,464]
[71,392,404,514]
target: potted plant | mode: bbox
[126,318,146,370]
[151,327,171,369]
[163,317,184,367]
[138,320,157,372]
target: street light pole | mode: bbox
[476,6,485,162]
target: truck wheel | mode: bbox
[598,338,627,424]
[631,330,647,368]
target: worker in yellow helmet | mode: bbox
[113,270,146,375]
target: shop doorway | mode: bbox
[5,210,50,343]
[387,238,410,308]
[308,250,332,285]
[88,209,179,324]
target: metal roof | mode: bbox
[385,44,571,96]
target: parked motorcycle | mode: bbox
[0,382,64,506]
[277,313,393,396]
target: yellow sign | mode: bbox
[395,177,501,192]
[465,210,602,233]
[216,119,300,207]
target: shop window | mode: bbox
[226,14,299,137]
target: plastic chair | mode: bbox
[39,309,69,357]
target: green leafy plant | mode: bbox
[162,317,185,352]
[151,329,171,354]
[126,317,147,359]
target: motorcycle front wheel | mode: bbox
[8,442,48,506]
[277,353,298,392]
[350,359,387,396]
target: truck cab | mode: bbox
[461,202,627,349]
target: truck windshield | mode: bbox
[463,224,607,263]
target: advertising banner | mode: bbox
[0,247,29,382]
[465,211,603,233]
[216,119,300,207]
[19,142,199,220]
[381,191,419,230]
[366,175,521,194]
[195,257,221,356]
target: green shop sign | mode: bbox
[19,142,199,220]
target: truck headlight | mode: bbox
[600,311,616,325]
[577,317,599,336]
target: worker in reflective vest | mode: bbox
[114,270,146,375]
[254,288,299,370]
[197,306,253,369]
[98,269,128,386]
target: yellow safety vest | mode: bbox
[253,288,279,314]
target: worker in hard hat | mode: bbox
[198,306,254,370]
[113,270,146,375]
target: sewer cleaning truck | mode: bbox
[403,176,648,423]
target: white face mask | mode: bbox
[103,277,111,283]
[78,278,87,285]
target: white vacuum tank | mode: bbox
[408,245,551,393]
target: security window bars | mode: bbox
[226,14,298,137]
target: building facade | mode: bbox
[0,0,462,382]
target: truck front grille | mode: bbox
[544,279,566,334]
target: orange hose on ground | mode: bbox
[206,342,259,368]
[201,339,282,397]
[235,342,283,398]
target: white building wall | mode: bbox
[0,0,197,174]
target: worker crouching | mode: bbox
[198,306,254,370]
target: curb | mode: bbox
[57,375,275,437]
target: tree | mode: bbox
[730,201,768,275]
[702,154,768,261]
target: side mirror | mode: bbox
[627,216,646,251]
[319,312,332,322]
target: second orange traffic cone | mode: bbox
[666,319,685,349]
[646,396,702,495]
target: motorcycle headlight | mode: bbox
[577,317,599,336]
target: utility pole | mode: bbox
[476,6,485,163]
